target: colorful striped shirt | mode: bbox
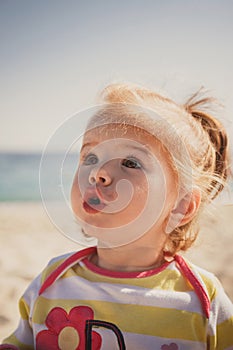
[1,247,233,349]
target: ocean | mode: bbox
[1,152,232,203]
[0,152,79,202]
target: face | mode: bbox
[71,124,178,247]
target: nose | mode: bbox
[88,166,112,186]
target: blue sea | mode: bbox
[0,152,79,202]
[1,152,232,203]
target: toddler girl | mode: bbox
[1,83,233,349]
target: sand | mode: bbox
[0,201,233,341]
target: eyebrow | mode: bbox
[80,142,98,152]
[81,142,152,157]
[121,144,152,157]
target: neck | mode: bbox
[92,244,166,272]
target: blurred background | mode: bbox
[1,0,233,201]
[0,0,233,340]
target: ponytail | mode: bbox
[184,90,230,200]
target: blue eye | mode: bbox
[122,157,142,169]
[83,153,98,165]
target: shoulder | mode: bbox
[40,251,75,284]
[184,259,231,304]
[20,248,95,306]
[38,247,97,295]
[19,249,95,313]
[20,251,76,305]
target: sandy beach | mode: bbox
[0,201,233,341]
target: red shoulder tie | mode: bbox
[39,246,97,296]
[174,255,210,318]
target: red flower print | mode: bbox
[36,306,102,350]
[161,343,179,350]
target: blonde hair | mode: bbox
[93,82,230,255]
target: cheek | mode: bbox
[70,180,79,214]
[133,181,148,200]
[77,166,90,185]
[126,173,149,209]
[71,166,89,195]
[70,170,84,212]
[140,170,168,218]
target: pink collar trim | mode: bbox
[82,257,171,279]
[38,247,210,318]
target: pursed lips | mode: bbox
[83,187,106,214]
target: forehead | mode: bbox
[84,104,186,160]
[83,123,160,146]
[82,124,175,166]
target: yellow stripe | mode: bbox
[41,257,67,283]
[41,256,194,292]
[208,316,233,349]
[2,334,33,350]
[33,297,207,341]
[198,271,218,301]
[19,297,30,320]
[40,258,193,291]
[74,264,193,291]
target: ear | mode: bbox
[165,188,201,234]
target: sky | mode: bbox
[0,0,233,153]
